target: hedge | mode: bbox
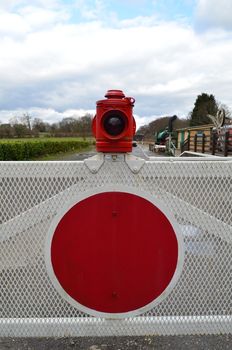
[0,138,91,160]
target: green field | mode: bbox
[0,137,93,161]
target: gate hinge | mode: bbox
[125,153,145,174]
[84,153,145,174]
[84,153,105,173]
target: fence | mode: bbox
[181,131,232,156]
[0,157,232,337]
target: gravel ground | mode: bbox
[0,335,232,350]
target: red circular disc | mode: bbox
[50,192,179,314]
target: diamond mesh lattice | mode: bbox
[0,159,232,336]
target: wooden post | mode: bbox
[224,131,229,157]
[202,133,205,153]
[180,142,183,154]
[194,134,197,152]
[212,132,216,155]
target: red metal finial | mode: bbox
[105,90,125,99]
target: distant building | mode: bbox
[176,124,214,152]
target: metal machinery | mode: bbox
[208,108,232,152]
[154,115,177,155]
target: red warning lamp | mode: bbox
[92,90,136,152]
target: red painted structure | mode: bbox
[50,192,179,315]
[92,90,136,153]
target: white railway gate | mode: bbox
[0,155,232,337]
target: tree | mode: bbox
[77,114,92,139]
[32,118,47,133]
[217,102,232,121]
[21,113,32,132]
[59,117,77,134]
[49,122,59,136]
[189,93,218,126]
[0,124,13,138]
[13,123,28,138]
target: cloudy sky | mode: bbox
[0,0,232,129]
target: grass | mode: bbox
[31,144,95,161]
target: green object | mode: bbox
[0,138,91,161]
[157,130,168,143]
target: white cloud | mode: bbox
[0,0,22,11]
[196,0,232,30]
[75,0,106,21]
[18,6,69,30]
[0,2,232,130]
[0,0,60,11]
[0,4,69,37]
[0,11,30,36]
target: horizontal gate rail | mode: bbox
[1,316,232,337]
